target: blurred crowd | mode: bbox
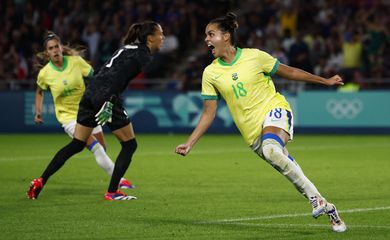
[0,0,389,92]
[184,0,390,92]
[0,0,236,89]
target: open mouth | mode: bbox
[207,44,215,54]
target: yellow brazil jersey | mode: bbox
[201,48,291,145]
[37,55,93,125]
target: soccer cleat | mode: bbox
[119,179,135,189]
[326,203,347,232]
[310,196,327,218]
[104,190,137,201]
[27,178,44,200]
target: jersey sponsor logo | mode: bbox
[326,99,363,119]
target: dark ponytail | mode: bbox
[209,12,239,46]
[122,21,159,45]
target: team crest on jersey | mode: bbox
[232,73,238,81]
[62,79,73,96]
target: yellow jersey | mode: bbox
[201,48,291,145]
[37,55,93,125]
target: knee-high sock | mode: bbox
[88,140,114,176]
[41,138,86,184]
[282,147,322,199]
[260,134,322,200]
[107,139,137,193]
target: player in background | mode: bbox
[33,32,133,189]
[27,27,161,199]
[175,12,346,232]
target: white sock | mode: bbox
[287,158,322,199]
[88,141,114,176]
[282,147,322,199]
[262,139,322,200]
[88,142,127,183]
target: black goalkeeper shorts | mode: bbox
[77,95,130,131]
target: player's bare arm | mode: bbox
[276,63,344,86]
[34,87,44,124]
[175,100,217,156]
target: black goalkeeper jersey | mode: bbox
[85,43,152,99]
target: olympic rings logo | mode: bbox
[326,99,363,119]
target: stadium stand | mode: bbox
[0,0,388,92]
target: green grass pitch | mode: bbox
[1,133,389,239]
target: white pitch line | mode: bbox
[0,148,248,161]
[0,154,92,162]
[221,222,390,229]
[198,206,390,224]
[1,141,390,162]
[200,213,312,224]
[0,148,252,162]
[0,143,389,162]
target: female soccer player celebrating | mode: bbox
[32,32,133,190]
[28,22,164,200]
[175,13,346,232]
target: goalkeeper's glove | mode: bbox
[95,101,114,126]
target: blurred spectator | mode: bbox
[237,15,250,46]
[281,29,295,55]
[365,13,388,79]
[82,20,101,66]
[247,30,265,50]
[264,15,282,52]
[53,9,70,38]
[325,44,343,77]
[0,0,388,91]
[271,43,289,65]
[287,31,312,92]
[182,56,202,91]
[12,54,28,80]
[315,1,336,39]
[289,31,312,72]
[341,29,363,87]
[314,55,328,78]
[280,5,298,37]
[96,30,118,69]
[159,25,179,54]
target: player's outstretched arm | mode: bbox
[276,63,344,86]
[175,100,217,156]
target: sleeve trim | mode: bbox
[270,59,280,75]
[87,68,94,77]
[202,95,220,100]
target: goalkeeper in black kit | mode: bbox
[27,21,165,200]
